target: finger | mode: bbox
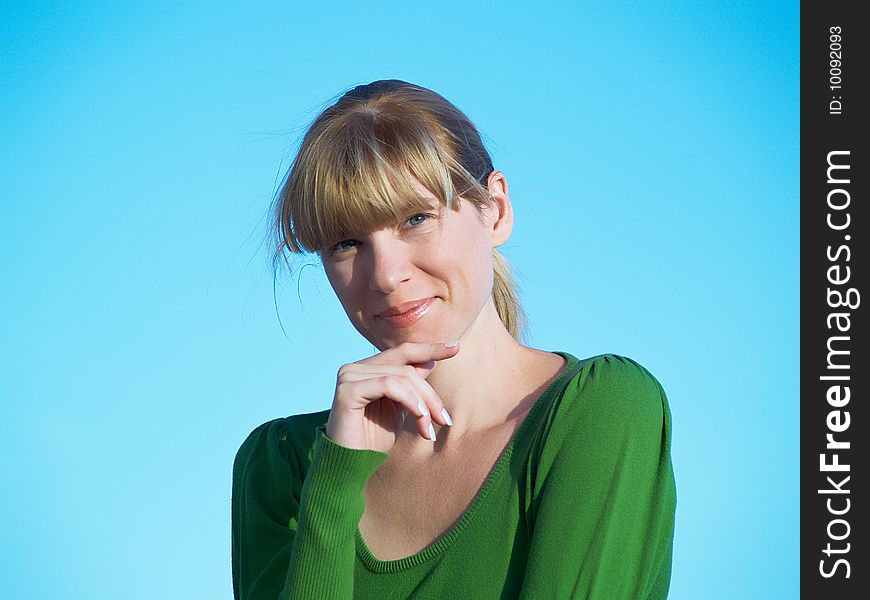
[364,341,461,366]
[347,375,436,441]
[338,366,451,427]
[346,360,437,378]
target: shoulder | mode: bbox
[525,353,674,512]
[232,409,330,485]
[572,353,667,413]
[549,353,671,446]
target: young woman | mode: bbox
[231,79,676,599]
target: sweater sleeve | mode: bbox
[231,417,389,600]
[519,354,677,599]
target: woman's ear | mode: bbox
[484,170,514,248]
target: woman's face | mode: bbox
[321,177,499,350]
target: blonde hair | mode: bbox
[270,79,528,342]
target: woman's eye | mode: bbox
[407,213,431,227]
[329,214,431,255]
[330,239,358,254]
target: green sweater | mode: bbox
[232,352,676,599]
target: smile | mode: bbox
[376,298,435,327]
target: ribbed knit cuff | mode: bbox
[308,425,390,490]
[297,425,390,533]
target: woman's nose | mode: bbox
[367,235,413,294]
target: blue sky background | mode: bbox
[1,1,798,598]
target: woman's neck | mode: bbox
[398,301,551,442]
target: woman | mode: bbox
[231,79,676,599]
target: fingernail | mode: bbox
[417,399,430,417]
[441,407,453,427]
[427,422,437,442]
[444,340,459,347]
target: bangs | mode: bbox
[278,108,488,255]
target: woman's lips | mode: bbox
[377,298,435,327]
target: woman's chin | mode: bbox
[368,329,441,350]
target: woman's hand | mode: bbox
[324,341,460,453]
